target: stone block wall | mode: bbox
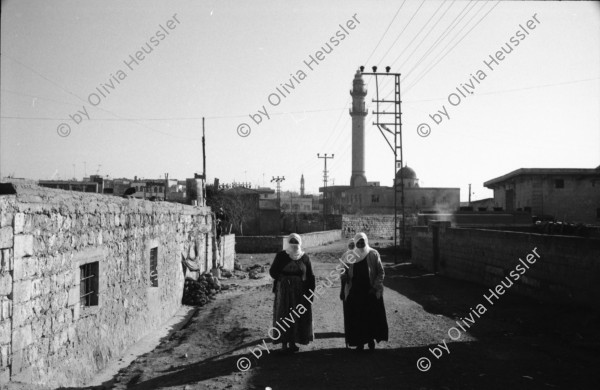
[0,183,214,387]
[0,196,14,383]
[342,214,417,240]
[411,223,600,308]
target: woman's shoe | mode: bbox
[368,340,375,350]
[289,344,300,353]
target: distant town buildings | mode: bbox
[38,174,194,203]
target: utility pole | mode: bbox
[202,117,206,205]
[468,183,472,206]
[317,153,334,230]
[271,176,285,209]
[359,65,404,263]
[164,173,169,201]
[202,117,206,179]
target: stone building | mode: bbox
[484,167,600,224]
[0,182,233,387]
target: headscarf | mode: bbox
[347,238,355,250]
[285,233,305,260]
[341,238,356,264]
[352,232,372,262]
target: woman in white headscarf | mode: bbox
[340,232,388,351]
[269,233,315,352]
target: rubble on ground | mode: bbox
[182,273,221,307]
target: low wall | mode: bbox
[411,222,600,308]
[218,234,235,270]
[416,212,532,227]
[299,230,341,248]
[0,182,215,387]
[236,230,342,253]
[342,214,417,243]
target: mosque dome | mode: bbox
[395,166,417,179]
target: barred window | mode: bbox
[80,262,99,307]
[150,247,158,287]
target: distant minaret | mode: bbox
[300,174,305,196]
[350,69,368,187]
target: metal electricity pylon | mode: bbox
[271,176,285,209]
[359,65,404,263]
[317,153,334,230]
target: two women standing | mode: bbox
[269,231,387,352]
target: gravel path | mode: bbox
[83,240,600,390]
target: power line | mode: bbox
[0,107,347,121]
[399,0,476,83]
[387,0,450,71]
[405,1,502,95]
[376,0,428,66]
[379,0,459,97]
[403,0,490,92]
[363,0,407,65]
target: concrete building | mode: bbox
[280,194,313,213]
[484,167,600,224]
[323,166,459,215]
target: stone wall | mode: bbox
[342,214,417,240]
[0,196,14,383]
[0,183,215,387]
[411,222,600,308]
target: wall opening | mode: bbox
[80,262,99,306]
[150,246,158,287]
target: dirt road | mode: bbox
[83,240,600,390]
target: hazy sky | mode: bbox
[1,0,599,201]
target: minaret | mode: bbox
[300,174,305,196]
[350,69,368,187]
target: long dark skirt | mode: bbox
[345,288,388,346]
[272,275,313,345]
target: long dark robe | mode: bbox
[345,259,388,346]
[269,251,315,345]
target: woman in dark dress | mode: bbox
[341,232,388,350]
[269,233,315,352]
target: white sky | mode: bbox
[1,0,599,201]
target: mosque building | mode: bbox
[320,70,460,215]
